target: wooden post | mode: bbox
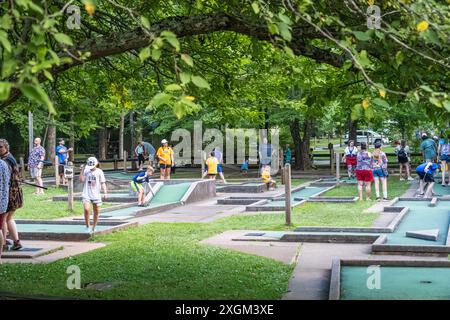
[335,152,340,182]
[114,159,118,171]
[68,176,73,211]
[281,167,285,185]
[284,163,292,226]
[330,151,335,174]
[55,155,60,187]
[123,151,128,172]
[19,157,25,179]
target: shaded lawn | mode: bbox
[0,177,410,299]
[15,186,113,220]
[324,176,411,199]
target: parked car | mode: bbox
[344,130,389,145]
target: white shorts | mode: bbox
[82,198,103,206]
[30,167,42,179]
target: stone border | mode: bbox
[217,183,266,193]
[330,258,450,300]
[2,245,64,259]
[16,220,138,241]
[307,196,358,203]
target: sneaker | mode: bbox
[12,241,22,251]
[442,184,446,187]
[91,228,96,234]
[376,197,381,201]
[407,177,414,181]
[400,178,405,181]
[417,193,425,198]
[85,226,91,233]
[5,239,13,246]
[383,197,389,202]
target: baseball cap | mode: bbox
[86,157,98,170]
[161,139,168,144]
[374,142,382,149]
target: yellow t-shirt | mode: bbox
[205,157,218,174]
[156,147,173,165]
[261,170,271,183]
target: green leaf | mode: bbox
[278,22,292,41]
[268,23,279,35]
[54,33,73,46]
[372,98,389,108]
[160,30,177,39]
[150,93,172,107]
[28,2,44,14]
[165,84,182,91]
[139,47,151,62]
[420,85,433,93]
[278,13,292,25]
[283,46,295,58]
[0,30,12,52]
[0,15,12,30]
[351,104,362,121]
[173,101,185,119]
[0,82,12,101]
[429,96,442,108]
[1,58,17,78]
[357,50,371,68]
[181,54,194,67]
[140,16,150,29]
[43,70,54,81]
[352,31,371,41]
[165,36,180,52]
[20,84,56,114]
[443,100,450,113]
[151,48,161,61]
[191,75,211,90]
[251,2,260,14]
[180,72,191,84]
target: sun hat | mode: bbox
[161,139,168,144]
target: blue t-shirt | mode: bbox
[132,172,149,184]
[416,163,439,174]
[241,161,249,170]
[55,145,68,164]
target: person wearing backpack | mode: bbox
[438,134,450,186]
[420,133,437,163]
[395,140,414,182]
[372,142,389,201]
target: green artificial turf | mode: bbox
[14,186,113,220]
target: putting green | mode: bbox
[291,187,327,199]
[148,182,192,204]
[389,201,450,245]
[104,172,136,180]
[17,224,110,233]
[341,266,450,300]
[432,184,450,196]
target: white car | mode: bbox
[344,130,389,145]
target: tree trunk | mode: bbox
[290,119,301,170]
[46,123,56,163]
[348,117,358,143]
[69,114,75,162]
[290,119,312,170]
[129,111,137,170]
[119,112,125,160]
[98,128,108,160]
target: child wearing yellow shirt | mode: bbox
[205,152,219,180]
[261,165,276,190]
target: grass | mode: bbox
[0,176,410,299]
[0,222,294,299]
[324,176,411,199]
[15,186,113,220]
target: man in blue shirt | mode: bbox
[416,161,440,197]
[420,133,437,163]
[56,139,72,186]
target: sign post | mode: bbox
[284,163,292,226]
[65,162,74,211]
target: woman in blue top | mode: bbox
[438,135,450,187]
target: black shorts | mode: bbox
[58,164,65,175]
[418,172,434,183]
[160,164,172,169]
[398,157,409,164]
